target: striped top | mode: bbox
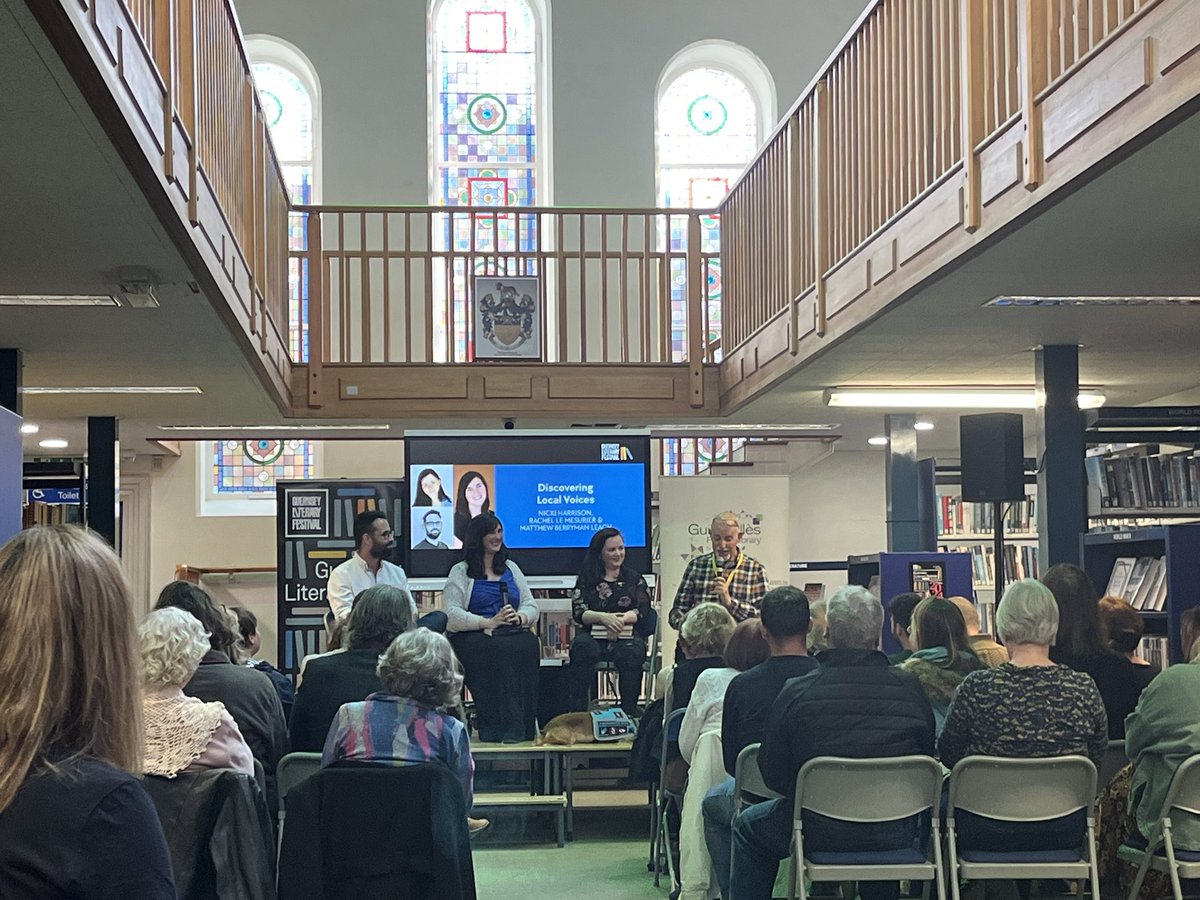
[322,693,474,807]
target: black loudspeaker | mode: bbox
[959,412,1025,502]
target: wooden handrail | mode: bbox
[174,564,277,584]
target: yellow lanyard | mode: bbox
[712,551,744,590]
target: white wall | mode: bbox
[233,0,870,205]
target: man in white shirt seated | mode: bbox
[326,510,447,633]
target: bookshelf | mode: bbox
[848,551,975,654]
[22,461,85,529]
[1081,524,1200,666]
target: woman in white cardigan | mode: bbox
[444,513,541,743]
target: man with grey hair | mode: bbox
[669,510,769,636]
[729,585,935,900]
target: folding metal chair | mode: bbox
[276,751,322,838]
[1118,753,1200,900]
[1098,739,1130,796]
[652,704,686,888]
[787,755,946,900]
[733,741,782,815]
[946,755,1100,900]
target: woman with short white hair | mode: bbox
[139,607,254,778]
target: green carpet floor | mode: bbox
[472,806,667,898]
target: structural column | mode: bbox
[885,414,921,551]
[0,349,21,414]
[86,416,119,548]
[1035,345,1086,569]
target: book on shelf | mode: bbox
[940,543,1039,586]
[1138,636,1169,671]
[1105,556,1167,611]
[539,612,572,660]
[1089,447,1200,510]
[1105,557,1136,597]
[937,495,1038,536]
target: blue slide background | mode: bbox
[494,463,646,547]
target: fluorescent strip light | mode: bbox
[19,423,39,435]
[649,424,839,438]
[825,388,1106,410]
[38,439,69,449]
[156,424,391,432]
[867,435,889,446]
[0,294,119,307]
[914,421,935,431]
[986,295,1200,307]
[22,386,203,395]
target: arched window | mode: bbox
[247,36,322,363]
[430,0,547,361]
[656,43,774,362]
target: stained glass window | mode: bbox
[432,0,541,362]
[212,440,315,494]
[657,68,760,362]
[251,60,316,362]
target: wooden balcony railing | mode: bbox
[294,206,721,368]
[720,0,1167,360]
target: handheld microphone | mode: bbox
[499,580,511,607]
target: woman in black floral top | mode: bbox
[939,579,1108,852]
[568,528,657,714]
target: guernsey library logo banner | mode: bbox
[658,475,791,659]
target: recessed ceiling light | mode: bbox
[825,388,1106,410]
[868,435,890,446]
[21,386,203,395]
[986,295,1200,307]
[19,423,39,434]
[38,439,69,449]
[155,423,391,432]
[914,421,935,431]
[0,295,119,307]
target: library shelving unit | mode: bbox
[21,460,85,528]
[1081,523,1200,665]
[848,551,974,654]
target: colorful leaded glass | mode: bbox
[433,0,539,361]
[212,440,315,494]
[658,67,759,361]
[252,61,315,362]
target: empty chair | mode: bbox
[1118,753,1200,900]
[276,751,322,833]
[787,755,946,900]
[945,755,1100,900]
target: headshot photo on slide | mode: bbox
[453,465,496,544]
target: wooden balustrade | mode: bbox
[720,0,1161,361]
[296,206,719,367]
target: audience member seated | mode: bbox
[731,585,936,900]
[807,598,828,654]
[886,591,923,664]
[298,615,347,685]
[949,595,1009,667]
[1043,563,1154,738]
[568,527,657,715]
[1098,618,1200,899]
[0,526,175,898]
[939,579,1107,853]
[679,619,770,763]
[230,605,295,720]
[657,602,737,714]
[323,627,486,834]
[444,513,541,743]
[155,582,288,794]
[289,584,413,752]
[899,597,981,734]
[1099,595,1158,675]
[702,585,819,898]
[139,607,254,778]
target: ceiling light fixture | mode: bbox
[38,439,69,449]
[986,295,1200,307]
[914,421,935,431]
[825,388,1106,410]
[0,294,119,307]
[21,386,203,395]
[155,423,391,432]
[648,423,840,438]
[868,435,890,446]
[19,423,39,435]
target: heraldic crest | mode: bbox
[476,278,538,355]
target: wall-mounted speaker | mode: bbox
[960,412,1025,502]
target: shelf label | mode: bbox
[1113,533,1133,541]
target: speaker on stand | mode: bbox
[959,413,1026,603]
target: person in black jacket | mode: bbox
[730,585,935,900]
[289,584,413,752]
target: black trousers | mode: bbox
[449,629,540,742]
[568,632,647,714]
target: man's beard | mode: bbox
[426,530,442,540]
[370,543,393,559]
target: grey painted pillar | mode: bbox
[886,414,921,551]
[86,417,119,548]
[0,349,21,415]
[1035,345,1086,569]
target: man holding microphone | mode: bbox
[669,511,768,634]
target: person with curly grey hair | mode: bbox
[323,628,477,814]
[139,607,254,778]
